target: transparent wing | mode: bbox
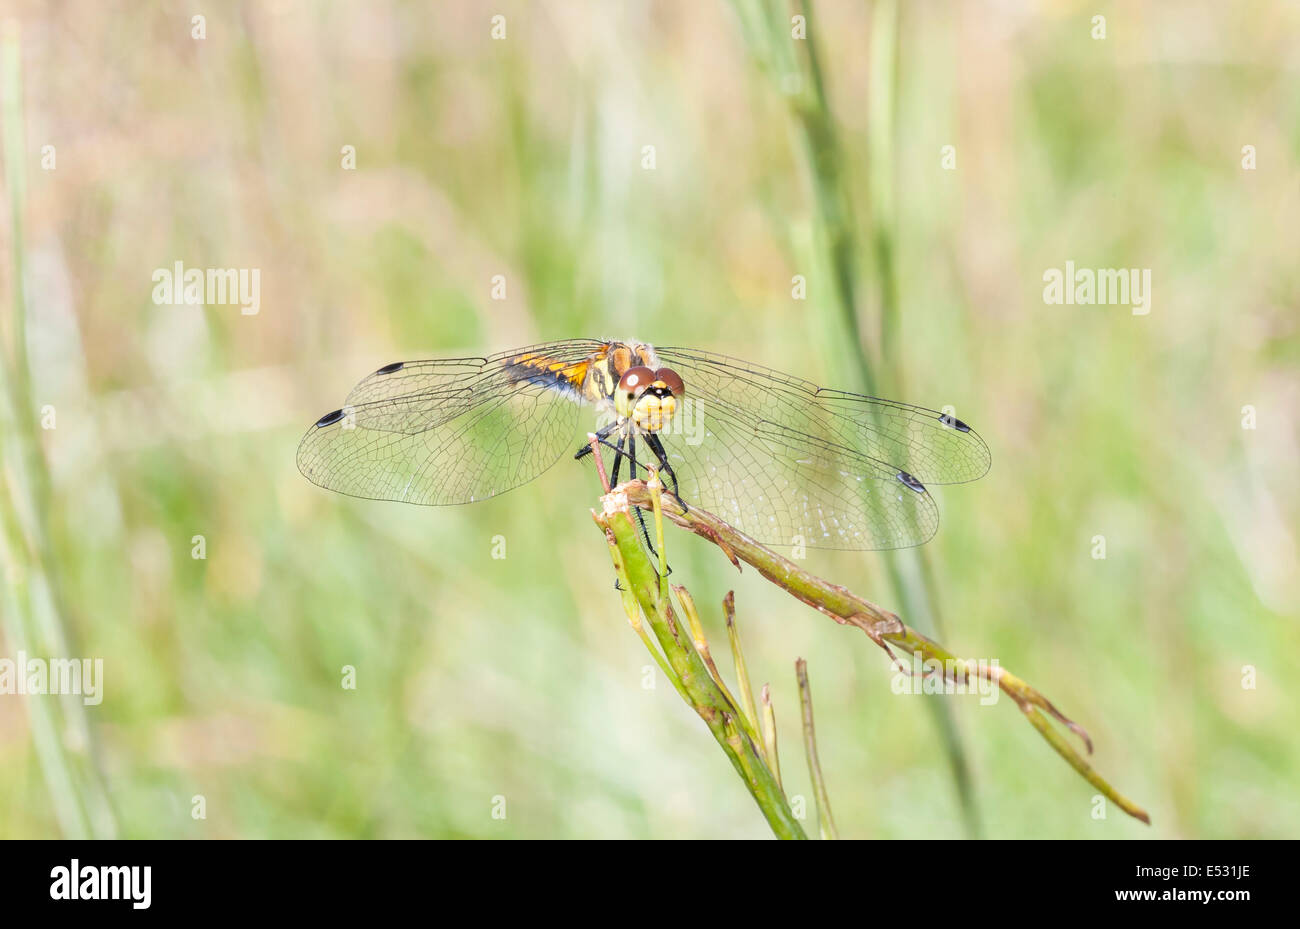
[297,340,605,505]
[651,389,940,551]
[653,347,990,485]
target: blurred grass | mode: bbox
[733,0,982,837]
[1,19,114,839]
[0,0,1296,838]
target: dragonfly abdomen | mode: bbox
[502,351,594,404]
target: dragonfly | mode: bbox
[296,339,990,550]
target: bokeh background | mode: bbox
[0,0,1296,839]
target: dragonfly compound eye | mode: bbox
[618,366,656,396]
[653,367,685,398]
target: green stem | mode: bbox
[760,684,781,790]
[674,585,764,754]
[594,500,807,839]
[796,658,838,839]
[619,481,1152,826]
[721,591,763,752]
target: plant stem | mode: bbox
[674,584,763,753]
[618,480,1152,825]
[593,492,807,839]
[796,659,838,839]
[721,591,763,753]
[760,684,781,790]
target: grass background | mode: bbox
[0,0,1296,838]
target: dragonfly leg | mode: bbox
[609,432,627,486]
[643,433,688,513]
[634,506,672,579]
[574,421,619,460]
[628,428,642,480]
[583,428,671,578]
[629,434,672,578]
[611,433,665,576]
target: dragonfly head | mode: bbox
[616,365,685,432]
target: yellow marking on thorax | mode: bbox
[581,341,638,405]
[581,356,615,404]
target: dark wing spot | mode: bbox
[375,361,405,375]
[314,409,346,427]
[937,412,971,432]
[897,471,926,493]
